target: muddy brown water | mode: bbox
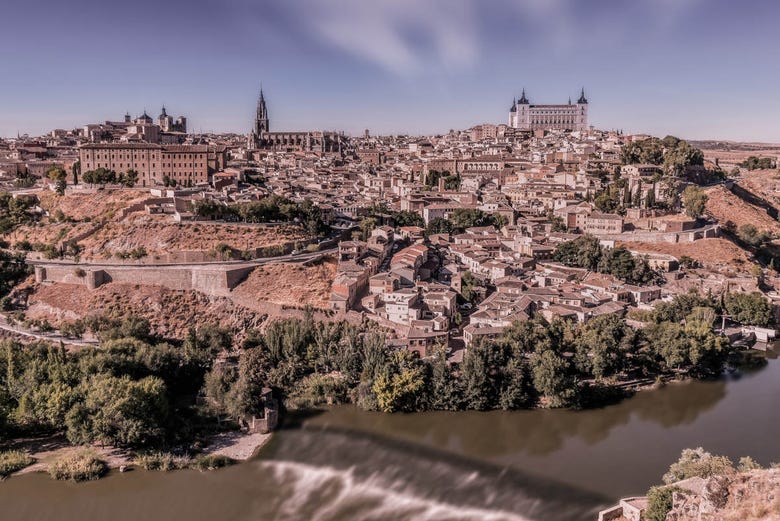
[2,355,778,521]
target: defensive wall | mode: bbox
[596,224,719,244]
[34,263,256,297]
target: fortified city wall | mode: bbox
[34,264,256,297]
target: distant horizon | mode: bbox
[3,0,780,142]
[5,111,780,146]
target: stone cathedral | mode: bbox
[247,88,345,153]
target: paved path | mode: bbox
[0,314,99,347]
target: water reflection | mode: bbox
[301,358,780,497]
[303,379,727,459]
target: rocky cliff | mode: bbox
[667,469,780,521]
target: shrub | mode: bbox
[0,450,35,477]
[129,247,147,259]
[73,267,87,278]
[15,240,32,251]
[48,449,108,482]
[285,373,350,410]
[60,320,86,339]
[645,486,682,521]
[663,447,735,484]
[43,244,60,259]
[135,451,191,471]
[191,454,235,471]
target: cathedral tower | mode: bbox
[255,88,269,134]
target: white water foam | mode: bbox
[259,459,535,521]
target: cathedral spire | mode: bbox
[255,86,269,134]
[577,87,588,104]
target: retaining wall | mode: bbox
[598,225,719,244]
[35,264,256,297]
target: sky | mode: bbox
[1,0,779,141]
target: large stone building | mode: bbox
[78,143,227,187]
[508,89,589,132]
[247,89,346,153]
[82,108,187,144]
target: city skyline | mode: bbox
[2,0,780,141]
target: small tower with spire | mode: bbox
[577,87,588,104]
[576,87,589,131]
[518,88,529,104]
[512,88,530,129]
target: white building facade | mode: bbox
[508,89,589,132]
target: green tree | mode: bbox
[122,169,139,188]
[47,167,67,195]
[428,347,461,410]
[530,348,576,408]
[372,351,427,413]
[359,217,377,241]
[391,211,424,228]
[71,161,80,185]
[662,447,735,484]
[426,217,453,236]
[554,235,602,270]
[681,186,707,218]
[574,314,635,379]
[724,292,772,326]
[66,374,170,447]
[736,224,770,247]
[645,486,681,521]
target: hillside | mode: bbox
[704,184,780,235]
[25,282,267,341]
[79,216,308,260]
[666,469,780,521]
[3,189,310,260]
[619,238,752,272]
[231,256,337,310]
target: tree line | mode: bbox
[202,297,733,417]
[621,135,704,175]
[426,208,508,236]
[192,195,329,236]
[553,234,660,285]
[0,290,748,449]
[739,156,776,170]
[81,167,138,188]
[0,317,231,449]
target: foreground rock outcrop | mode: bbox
[667,469,780,521]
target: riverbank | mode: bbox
[3,429,272,480]
[199,430,273,461]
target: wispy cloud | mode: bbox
[294,0,479,76]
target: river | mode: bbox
[2,354,778,521]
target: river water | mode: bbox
[2,354,779,521]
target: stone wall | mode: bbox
[35,263,256,297]
[596,225,719,244]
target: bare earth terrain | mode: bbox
[80,216,308,259]
[620,238,752,271]
[26,282,267,340]
[2,189,311,261]
[232,257,336,311]
[704,184,780,234]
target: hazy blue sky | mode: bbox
[1,0,779,141]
